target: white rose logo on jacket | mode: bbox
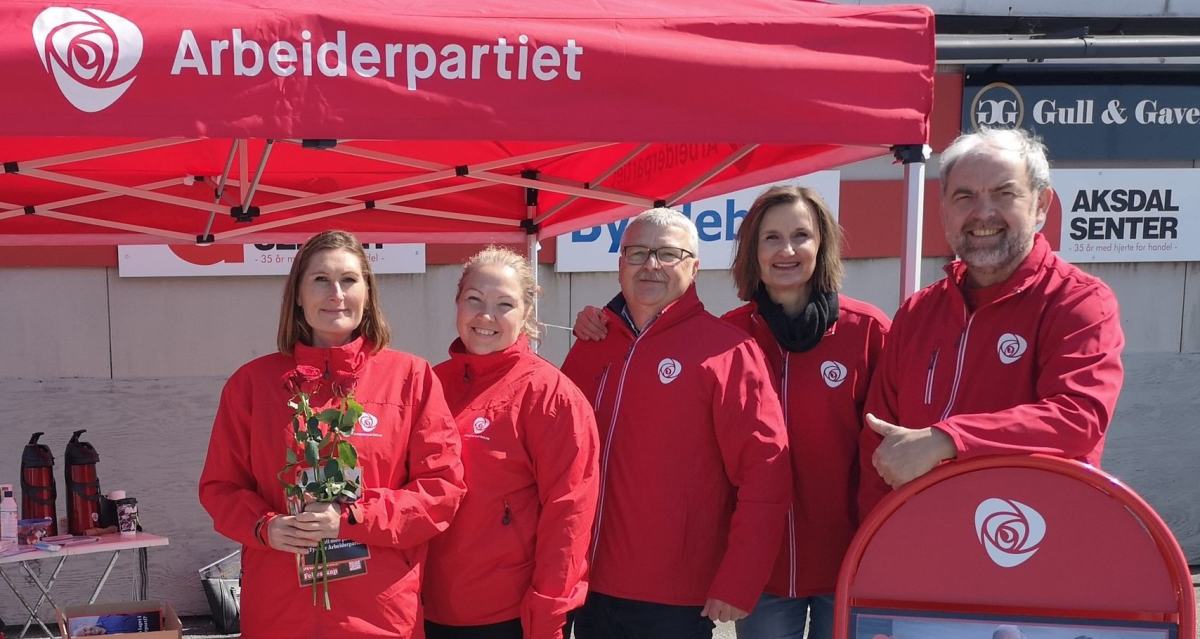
[33,7,143,112]
[997,333,1028,365]
[356,411,380,436]
[820,361,848,388]
[974,497,1046,568]
[465,416,492,441]
[657,358,681,384]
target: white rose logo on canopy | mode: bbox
[820,361,848,388]
[657,358,681,384]
[996,333,1028,364]
[32,7,143,112]
[974,497,1046,568]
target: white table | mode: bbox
[0,532,169,639]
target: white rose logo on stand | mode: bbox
[820,361,848,389]
[974,498,1046,568]
[32,7,143,112]
[996,333,1028,365]
[472,417,491,435]
[657,358,681,384]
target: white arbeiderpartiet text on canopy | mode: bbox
[172,29,585,91]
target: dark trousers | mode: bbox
[573,592,715,639]
[425,612,576,639]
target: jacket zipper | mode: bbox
[594,366,611,407]
[502,500,512,525]
[934,275,1033,419]
[923,348,940,406]
[940,308,974,421]
[779,348,797,597]
[589,331,646,563]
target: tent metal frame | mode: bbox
[4,137,929,304]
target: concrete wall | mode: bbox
[0,259,1197,622]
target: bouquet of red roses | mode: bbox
[278,365,363,609]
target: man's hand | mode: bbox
[572,305,608,341]
[700,598,748,623]
[867,413,956,488]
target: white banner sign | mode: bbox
[555,171,841,272]
[118,243,425,277]
[1053,168,1196,263]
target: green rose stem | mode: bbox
[279,371,363,611]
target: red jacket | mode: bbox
[199,337,466,639]
[859,234,1125,515]
[722,295,888,598]
[426,336,599,639]
[560,286,791,613]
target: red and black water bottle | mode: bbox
[21,432,57,536]
[65,429,101,535]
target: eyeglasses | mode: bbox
[620,245,695,266]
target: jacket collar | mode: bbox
[944,233,1052,301]
[293,336,372,375]
[446,334,530,382]
[604,284,704,337]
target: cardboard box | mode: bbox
[57,601,181,639]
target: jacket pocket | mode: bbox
[374,547,418,603]
[500,490,538,566]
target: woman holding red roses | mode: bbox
[423,246,599,639]
[200,230,466,638]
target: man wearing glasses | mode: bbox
[562,208,791,639]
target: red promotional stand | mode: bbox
[0,0,934,264]
[837,455,1196,639]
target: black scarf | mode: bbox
[753,286,838,353]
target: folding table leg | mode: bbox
[136,547,149,599]
[89,550,121,604]
[16,557,67,639]
[0,563,59,639]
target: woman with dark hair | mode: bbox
[200,230,466,638]
[722,185,887,639]
[573,186,888,639]
[424,246,599,639]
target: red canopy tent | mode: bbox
[0,0,934,289]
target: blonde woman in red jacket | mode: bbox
[424,246,600,639]
[573,188,888,639]
[199,230,466,638]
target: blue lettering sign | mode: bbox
[695,209,721,241]
[571,227,601,242]
[568,199,749,252]
[725,199,747,239]
[606,220,629,253]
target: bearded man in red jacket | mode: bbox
[561,208,791,639]
[858,127,1126,514]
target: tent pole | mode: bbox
[528,231,540,354]
[894,144,930,306]
[524,170,541,353]
[536,143,650,225]
[201,141,239,242]
[241,140,275,209]
[217,201,521,241]
[666,144,757,206]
